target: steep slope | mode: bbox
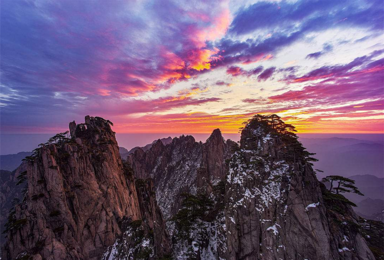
[128,129,235,224]
[170,115,375,259]
[2,114,377,259]
[0,165,27,244]
[2,116,170,260]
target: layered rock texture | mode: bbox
[0,164,27,243]
[1,114,380,259]
[222,115,374,260]
[127,129,236,224]
[1,116,170,259]
[127,115,378,260]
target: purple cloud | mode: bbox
[291,50,383,83]
[306,44,333,59]
[211,0,383,69]
[258,67,276,81]
[226,65,263,77]
[216,81,230,86]
[1,0,383,132]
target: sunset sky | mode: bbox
[1,0,383,134]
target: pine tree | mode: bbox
[322,175,364,196]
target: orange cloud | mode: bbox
[188,48,219,71]
[195,9,231,45]
[111,111,384,134]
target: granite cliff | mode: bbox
[1,116,170,259]
[129,114,378,259]
[1,114,381,259]
[127,129,236,227]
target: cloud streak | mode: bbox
[1,0,383,133]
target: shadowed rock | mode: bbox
[1,116,170,260]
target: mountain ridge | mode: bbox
[1,115,381,259]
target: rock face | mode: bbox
[1,114,378,260]
[127,129,235,224]
[129,115,376,259]
[0,164,27,244]
[2,116,170,260]
[103,179,172,259]
[223,115,374,260]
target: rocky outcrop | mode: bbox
[223,115,374,260]
[127,129,234,224]
[1,116,170,260]
[146,114,375,259]
[103,179,172,259]
[1,114,377,260]
[0,164,27,244]
[359,218,384,259]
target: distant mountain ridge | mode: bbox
[0,152,32,171]
[0,116,382,259]
[344,175,384,203]
[300,137,384,179]
[356,198,384,220]
[119,137,173,160]
[127,115,377,259]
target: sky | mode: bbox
[1,0,383,134]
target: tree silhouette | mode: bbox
[243,114,318,164]
[322,175,364,196]
[47,131,70,145]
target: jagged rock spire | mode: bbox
[1,116,171,260]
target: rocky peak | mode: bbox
[224,114,375,260]
[150,139,165,153]
[207,128,224,142]
[1,116,170,260]
[202,128,228,183]
[1,114,379,259]
[169,114,376,259]
[127,129,232,230]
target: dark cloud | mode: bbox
[215,81,230,86]
[249,66,264,76]
[306,44,333,59]
[258,67,276,81]
[230,0,383,36]
[212,0,383,68]
[270,57,384,104]
[227,66,246,76]
[291,50,383,83]
[306,52,324,59]
[242,98,267,104]
[226,65,263,77]
[1,0,383,132]
[0,0,227,130]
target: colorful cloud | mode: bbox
[1,0,383,133]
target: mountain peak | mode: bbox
[1,115,379,259]
[207,128,224,143]
[1,116,171,259]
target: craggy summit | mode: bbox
[1,114,380,260]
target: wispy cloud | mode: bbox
[1,0,383,133]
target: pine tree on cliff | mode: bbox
[243,114,318,164]
[322,175,364,196]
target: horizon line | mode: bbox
[1,132,384,135]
